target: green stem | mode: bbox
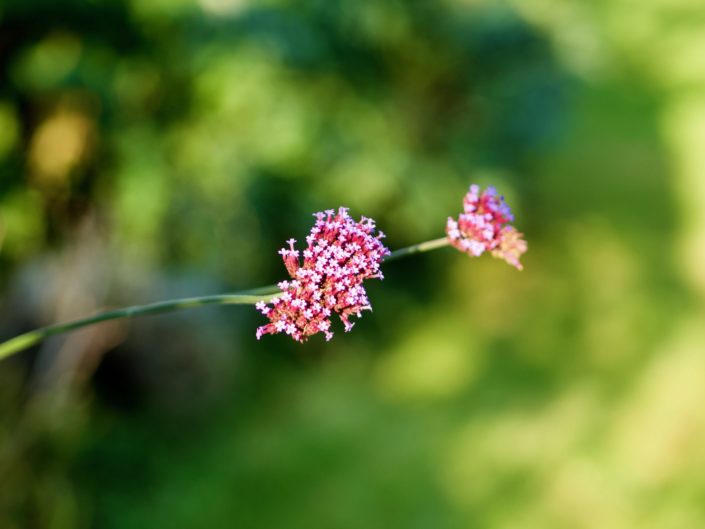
[0,291,280,361]
[385,237,450,263]
[0,237,450,360]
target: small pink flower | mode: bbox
[446,184,527,270]
[256,207,390,342]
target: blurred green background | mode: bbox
[2,0,705,527]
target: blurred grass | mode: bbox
[1,0,705,528]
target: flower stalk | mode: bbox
[0,291,280,361]
[0,237,451,360]
[385,237,450,263]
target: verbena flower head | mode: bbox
[256,207,390,342]
[446,184,527,270]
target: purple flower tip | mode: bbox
[446,184,527,270]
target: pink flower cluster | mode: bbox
[256,207,390,342]
[446,184,527,270]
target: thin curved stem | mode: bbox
[385,237,449,263]
[0,291,280,361]
[0,236,450,361]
